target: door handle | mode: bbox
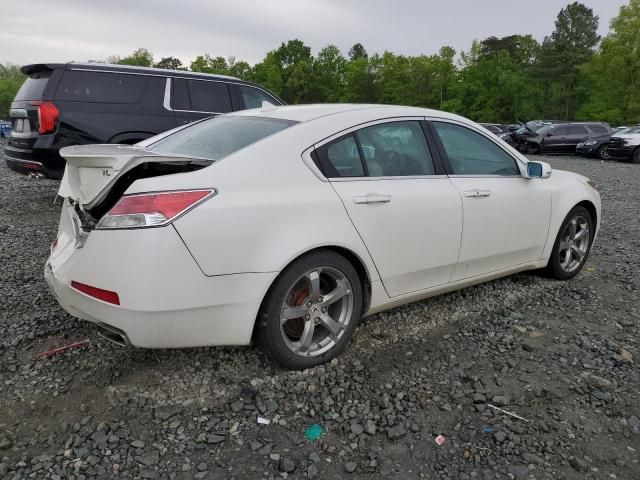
[352,194,392,204]
[463,189,491,198]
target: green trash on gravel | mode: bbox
[305,424,325,441]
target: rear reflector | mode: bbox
[97,189,216,229]
[30,101,59,134]
[71,281,120,305]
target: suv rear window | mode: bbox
[56,70,149,103]
[14,71,52,101]
[148,115,296,161]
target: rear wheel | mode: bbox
[256,250,363,369]
[546,206,593,280]
[632,147,640,164]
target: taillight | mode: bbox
[71,281,120,305]
[30,101,59,134]
[96,189,216,229]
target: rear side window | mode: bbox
[186,80,232,113]
[14,71,52,101]
[56,70,149,103]
[569,125,587,135]
[239,85,278,109]
[315,135,364,177]
[148,115,295,161]
[589,125,609,135]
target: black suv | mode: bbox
[516,122,612,155]
[5,63,284,179]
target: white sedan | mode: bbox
[46,104,600,369]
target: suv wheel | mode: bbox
[632,147,640,164]
[256,250,363,369]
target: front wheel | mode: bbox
[256,250,363,369]
[597,145,610,160]
[632,147,640,164]
[546,206,594,280]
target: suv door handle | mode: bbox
[352,194,392,204]
[463,189,491,198]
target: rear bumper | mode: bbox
[4,144,65,179]
[45,207,277,348]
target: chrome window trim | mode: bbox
[425,116,528,176]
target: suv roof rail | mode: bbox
[21,62,240,81]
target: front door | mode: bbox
[430,121,552,281]
[315,120,463,297]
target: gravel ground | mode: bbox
[0,142,638,480]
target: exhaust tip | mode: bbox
[95,322,131,347]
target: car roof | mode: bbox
[230,103,466,124]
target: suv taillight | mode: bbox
[96,189,216,229]
[31,101,59,134]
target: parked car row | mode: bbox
[480,121,640,163]
[4,63,284,179]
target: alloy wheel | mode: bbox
[279,267,354,357]
[599,147,610,160]
[558,215,590,273]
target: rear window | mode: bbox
[14,71,52,101]
[56,70,149,103]
[148,115,296,161]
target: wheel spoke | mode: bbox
[563,248,572,266]
[571,245,585,259]
[574,227,589,241]
[307,270,321,300]
[568,219,577,238]
[281,305,309,322]
[559,240,570,251]
[321,281,349,307]
[297,320,315,353]
[319,313,343,336]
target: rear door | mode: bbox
[566,125,589,152]
[170,78,233,126]
[318,119,463,297]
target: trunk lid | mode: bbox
[58,144,212,218]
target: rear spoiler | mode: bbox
[21,64,63,76]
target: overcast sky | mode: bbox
[0,0,628,67]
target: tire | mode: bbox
[256,250,363,369]
[632,147,640,164]
[597,145,610,160]
[546,206,594,280]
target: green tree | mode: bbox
[578,0,640,124]
[348,43,368,60]
[154,57,184,70]
[311,45,347,102]
[190,54,229,74]
[118,48,154,67]
[537,2,600,119]
[0,64,25,119]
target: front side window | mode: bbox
[432,122,520,176]
[356,121,435,176]
[148,115,296,161]
[239,85,278,109]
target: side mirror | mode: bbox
[526,161,552,179]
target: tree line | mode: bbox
[1,1,639,125]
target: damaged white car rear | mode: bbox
[46,104,601,369]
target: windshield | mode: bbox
[536,125,557,135]
[627,126,640,134]
[148,115,297,161]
